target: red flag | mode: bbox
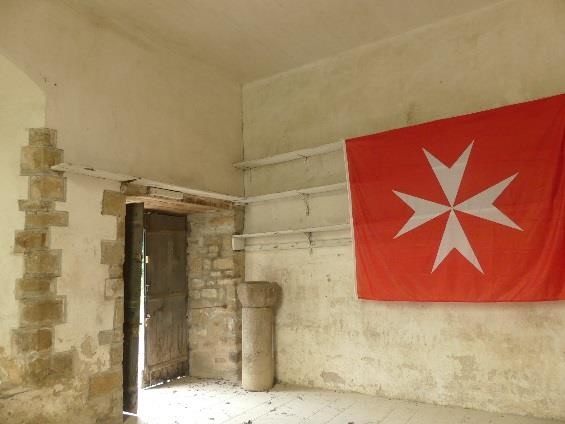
[346,94,565,302]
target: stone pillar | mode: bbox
[237,281,278,391]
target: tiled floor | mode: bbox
[123,378,562,424]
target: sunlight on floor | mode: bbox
[123,377,563,424]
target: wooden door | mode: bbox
[123,203,144,413]
[142,212,189,387]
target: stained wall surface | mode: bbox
[243,0,565,420]
[51,175,119,368]
[0,0,243,196]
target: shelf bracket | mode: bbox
[305,231,313,254]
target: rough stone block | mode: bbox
[20,146,63,175]
[101,240,125,266]
[12,327,53,354]
[101,191,126,217]
[88,369,122,398]
[116,215,126,241]
[203,259,212,271]
[190,278,205,289]
[189,350,238,380]
[14,230,48,253]
[24,355,50,385]
[108,265,123,279]
[226,286,237,304]
[29,175,65,202]
[213,257,233,270]
[201,288,218,299]
[98,329,123,346]
[189,289,201,299]
[189,257,203,276]
[189,290,227,310]
[29,128,57,147]
[20,297,65,325]
[105,278,124,299]
[210,214,235,228]
[110,343,123,367]
[122,183,148,196]
[25,350,73,386]
[218,278,240,286]
[221,235,233,250]
[26,211,68,228]
[18,199,54,212]
[113,300,124,328]
[51,351,74,378]
[233,252,245,276]
[98,330,113,346]
[15,277,53,299]
[24,250,62,276]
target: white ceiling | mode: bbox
[65,0,502,83]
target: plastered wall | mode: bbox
[51,175,119,369]
[243,0,565,419]
[0,0,243,196]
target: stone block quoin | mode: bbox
[87,189,126,416]
[9,131,125,421]
[11,128,73,386]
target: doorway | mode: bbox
[123,203,189,414]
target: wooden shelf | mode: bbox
[54,163,347,206]
[232,224,350,250]
[233,224,350,239]
[234,141,343,169]
[239,183,347,204]
[244,237,352,252]
[52,162,241,202]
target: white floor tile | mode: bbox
[123,378,563,424]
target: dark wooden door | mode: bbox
[123,203,144,413]
[142,212,189,387]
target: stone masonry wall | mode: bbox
[187,208,244,381]
[0,128,125,424]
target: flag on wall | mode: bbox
[345,94,565,302]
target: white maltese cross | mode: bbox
[393,141,522,273]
